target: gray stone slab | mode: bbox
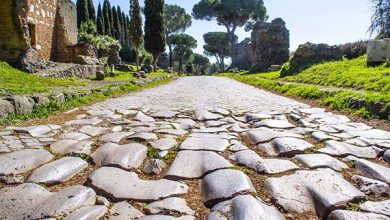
[0,149,53,175]
[59,132,90,141]
[201,169,255,207]
[64,205,107,220]
[253,119,295,129]
[79,126,113,137]
[92,143,147,170]
[9,125,58,137]
[134,111,156,123]
[297,107,326,114]
[195,110,223,121]
[109,201,144,220]
[143,159,167,175]
[207,195,284,220]
[345,137,373,147]
[179,135,230,152]
[351,129,390,140]
[88,167,188,202]
[354,159,390,184]
[150,137,177,150]
[230,150,299,174]
[140,215,195,220]
[145,197,195,215]
[206,121,229,128]
[50,140,94,155]
[352,175,390,196]
[327,210,389,220]
[318,140,381,159]
[166,150,233,179]
[312,131,340,142]
[266,169,366,218]
[360,200,390,217]
[151,110,177,119]
[228,140,248,152]
[258,137,313,157]
[244,128,301,144]
[27,157,88,186]
[245,113,272,122]
[155,129,187,136]
[293,154,348,171]
[99,132,135,143]
[385,150,390,163]
[65,118,102,126]
[0,183,96,219]
[172,119,196,130]
[129,133,158,142]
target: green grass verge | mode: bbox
[0,77,175,126]
[0,62,87,95]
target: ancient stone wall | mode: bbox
[232,38,252,70]
[250,18,290,72]
[0,0,29,65]
[367,38,390,66]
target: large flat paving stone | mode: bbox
[201,169,255,207]
[258,137,313,157]
[195,110,223,121]
[9,125,60,137]
[0,149,53,175]
[140,215,195,220]
[360,200,390,217]
[64,205,108,220]
[350,129,390,140]
[293,154,349,171]
[99,132,135,143]
[129,133,158,142]
[266,169,366,218]
[65,118,102,126]
[88,167,188,202]
[253,119,295,129]
[352,175,390,196]
[50,140,94,155]
[151,137,177,150]
[179,135,230,152]
[165,151,233,180]
[230,150,299,174]
[244,128,301,144]
[109,201,144,220]
[59,132,90,141]
[134,111,156,123]
[207,195,284,220]
[145,197,195,215]
[92,143,147,170]
[27,157,88,186]
[0,183,96,219]
[318,140,381,159]
[327,210,389,220]
[354,159,390,184]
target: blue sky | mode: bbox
[87,0,373,59]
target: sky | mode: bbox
[86,0,374,61]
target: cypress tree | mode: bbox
[76,0,89,28]
[112,6,118,39]
[144,0,166,71]
[108,1,114,36]
[102,0,111,36]
[97,3,104,35]
[117,6,124,41]
[87,0,96,22]
[129,0,143,70]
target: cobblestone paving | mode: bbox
[0,76,389,220]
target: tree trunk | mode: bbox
[168,43,173,67]
[221,56,225,71]
[178,59,183,74]
[153,53,160,72]
[227,26,237,68]
[135,48,139,71]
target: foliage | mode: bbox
[87,0,96,21]
[203,32,235,70]
[0,62,85,95]
[165,4,192,67]
[169,34,197,73]
[102,0,112,36]
[144,0,166,69]
[129,0,143,69]
[96,3,105,35]
[79,20,121,56]
[193,53,210,74]
[192,0,267,66]
[369,0,390,38]
[76,0,89,28]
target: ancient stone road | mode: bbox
[0,76,389,220]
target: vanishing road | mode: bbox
[0,77,389,220]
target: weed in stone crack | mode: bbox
[229,166,252,174]
[304,144,323,154]
[346,201,364,211]
[147,147,161,159]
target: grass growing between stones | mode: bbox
[219,56,390,120]
[0,77,176,126]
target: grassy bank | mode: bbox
[220,56,390,119]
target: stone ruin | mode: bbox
[232,38,252,70]
[367,38,390,67]
[0,0,100,77]
[250,18,290,72]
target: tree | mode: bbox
[87,0,96,22]
[112,6,120,39]
[169,34,197,73]
[165,4,192,67]
[203,32,236,71]
[76,0,89,28]
[193,53,210,75]
[144,0,166,71]
[103,0,112,36]
[369,0,390,39]
[129,0,143,70]
[192,0,267,67]
[97,3,105,35]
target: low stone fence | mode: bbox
[0,75,173,118]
